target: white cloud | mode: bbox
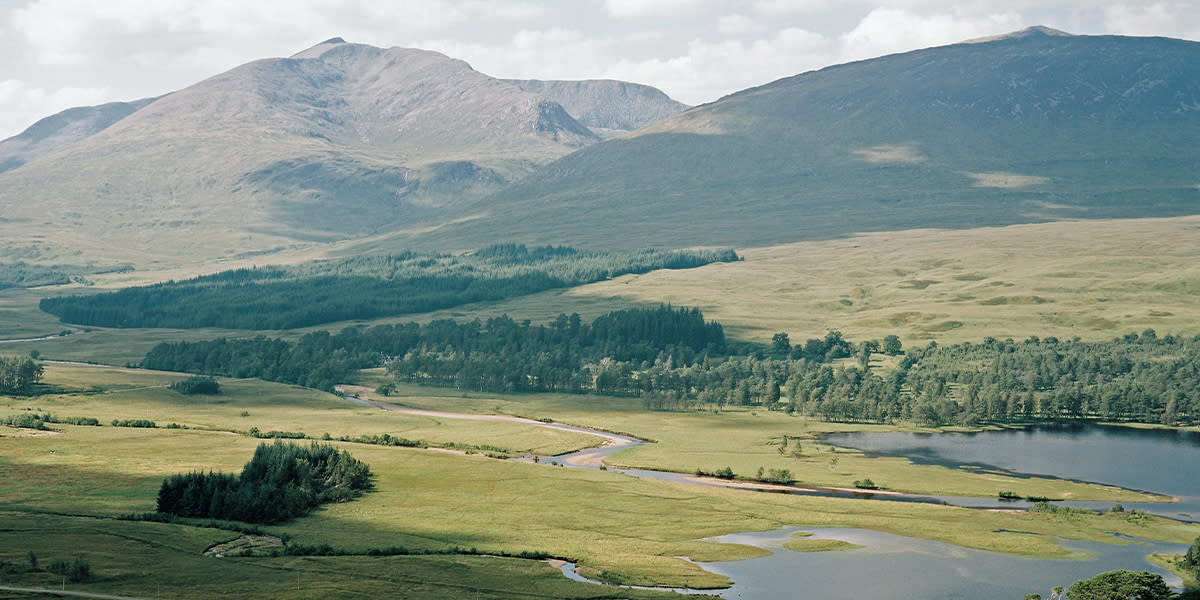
[840,7,1025,62]
[604,0,710,18]
[753,0,830,15]
[11,0,548,66]
[422,28,620,82]
[1104,3,1200,40]
[717,14,767,35]
[604,27,835,104]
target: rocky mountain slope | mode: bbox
[506,79,688,136]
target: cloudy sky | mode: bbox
[2,0,1198,139]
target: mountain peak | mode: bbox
[291,36,353,59]
[966,26,1074,44]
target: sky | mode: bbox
[1,0,1199,139]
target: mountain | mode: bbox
[0,97,158,174]
[405,28,1200,251]
[506,79,688,137]
[0,38,599,266]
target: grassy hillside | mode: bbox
[404,29,1200,251]
[373,216,1200,346]
[0,40,597,268]
[9,218,1200,366]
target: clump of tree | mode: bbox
[1,412,99,430]
[111,419,156,428]
[754,467,794,485]
[41,246,738,330]
[46,556,92,582]
[1064,569,1172,600]
[0,355,43,394]
[2,412,51,430]
[1183,535,1200,581]
[142,305,726,394]
[169,375,220,395]
[156,441,373,524]
[140,305,1200,428]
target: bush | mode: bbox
[156,441,374,524]
[59,416,100,426]
[759,468,793,484]
[854,478,878,490]
[46,556,91,582]
[1066,570,1171,600]
[111,419,156,428]
[2,413,49,429]
[169,376,220,395]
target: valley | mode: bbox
[4,25,1200,600]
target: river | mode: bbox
[549,422,1197,598]
[368,401,1195,598]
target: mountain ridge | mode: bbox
[394,28,1200,251]
[0,40,622,266]
[4,29,1199,268]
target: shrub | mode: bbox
[46,556,91,582]
[2,413,49,429]
[156,441,374,524]
[169,376,220,395]
[111,419,156,428]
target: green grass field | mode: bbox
[10,216,1200,370]
[3,364,1200,597]
[6,212,1200,599]
[369,382,1163,502]
[560,216,1200,345]
[349,216,1200,348]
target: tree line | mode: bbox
[139,304,1200,427]
[156,441,373,524]
[40,245,738,330]
[141,305,725,393]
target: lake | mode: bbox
[824,424,1200,519]
[703,527,1186,600]
[555,424,1198,598]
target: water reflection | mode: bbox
[823,425,1200,519]
[703,528,1186,600]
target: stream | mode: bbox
[366,400,1194,598]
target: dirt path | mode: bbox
[0,585,150,600]
[350,394,638,460]
[377,402,633,447]
[0,330,79,344]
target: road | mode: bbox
[0,585,150,600]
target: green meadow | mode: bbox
[10,216,1200,369]
[4,364,1199,597]
[5,218,1200,596]
[363,381,1164,503]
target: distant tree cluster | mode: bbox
[156,441,373,524]
[141,305,725,394]
[893,331,1200,426]
[40,245,738,330]
[0,356,43,394]
[168,375,220,395]
[139,304,1200,427]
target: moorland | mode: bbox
[4,27,1200,600]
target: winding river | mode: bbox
[368,399,1194,598]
